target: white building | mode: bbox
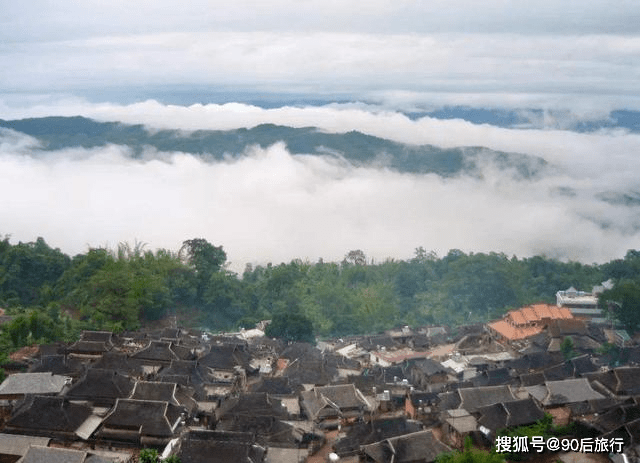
[555,280,613,324]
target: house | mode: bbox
[300,384,371,427]
[129,380,197,414]
[67,331,114,358]
[487,304,573,343]
[0,433,50,462]
[172,429,266,463]
[333,416,423,457]
[90,352,144,378]
[65,369,135,407]
[0,372,72,400]
[457,385,519,412]
[556,284,610,323]
[96,398,184,446]
[405,390,439,420]
[528,378,605,406]
[4,396,99,441]
[369,348,431,367]
[471,367,514,387]
[409,358,452,389]
[585,367,640,396]
[20,445,88,463]
[475,398,546,440]
[217,415,304,448]
[28,354,86,379]
[156,359,212,387]
[442,409,478,449]
[130,341,181,365]
[216,393,289,423]
[361,430,451,463]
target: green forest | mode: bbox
[1,235,640,352]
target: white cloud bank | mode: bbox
[1,30,639,112]
[1,107,640,271]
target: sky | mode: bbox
[1,1,640,270]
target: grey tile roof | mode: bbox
[543,378,605,405]
[20,445,87,463]
[0,372,71,396]
[176,430,265,463]
[65,369,135,405]
[362,430,451,463]
[6,396,93,435]
[458,385,518,412]
[0,433,50,457]
[100,399,183,438]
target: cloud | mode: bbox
[3,1,640,44]
[1,31,639,110]
[1,120,640,272]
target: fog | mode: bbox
[1,103,640,271]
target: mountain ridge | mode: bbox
[0,116,548,179]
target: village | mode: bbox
[0,284,638,463]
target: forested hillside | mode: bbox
[2,235,640,352]
[0,116,547,179]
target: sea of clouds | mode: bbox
[1,100,640,271]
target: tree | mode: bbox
[139,449,159,463]
[179,239,227,300]
[599,279,640,332]
[560,337,575,360]
[139,449,181,463]
[265,310,315,344]
[344,249,367,266]
[436,437,506,463]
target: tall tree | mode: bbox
[179,239,226,300]
[598,279,640,332]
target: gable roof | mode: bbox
[570,355,598,376]
[248,377,296,395]
[65,369,135,404]
[361,430,451,463]
[472,367,513,387]
[0,372,71,396]
[333,416,423,456]
[80,331,114,343]
[487,304,573,341]
[67,340,112,356]
[175,430,265,463]
[411,358,449,376]
[589,403,640,434]
[20,445,87,463]
[0,433,50,458]
[90,352,143,376]
[130,381,178,403]
[541,378,605,405]
[487,320,542,341]
[6,396,93,435]
[157,360,211,386]
[301,384,370,422]
[612,367,640,395]
[130,341,180,363]
[458,385,518,412]
[436,391,462,411]
[281,357,337,387]
[216,393,289,421]
[199,344,250,370]
[100,398,183,438]
[217,415,299,447]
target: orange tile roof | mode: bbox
[487,320,543,341]
[509,311,527,325]
[488,303,573,341]
[520,307,538,323]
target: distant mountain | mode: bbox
[411,107,640,132]
[0,116,548,179]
